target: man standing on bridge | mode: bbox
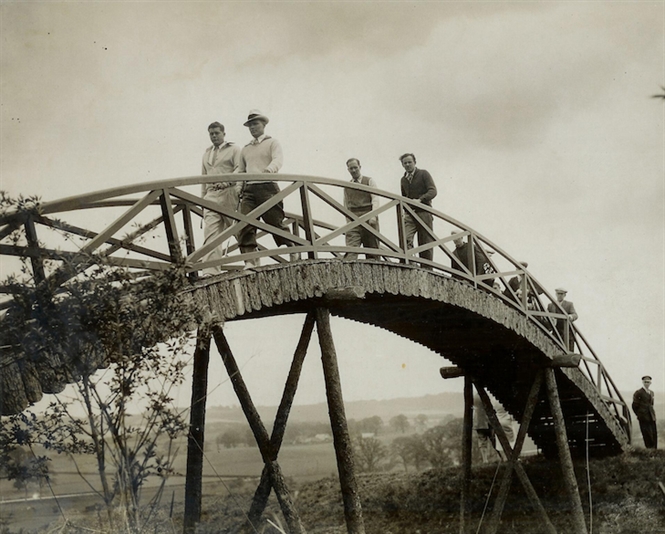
[237,109,296,269]
[546,288,578,351]
[399,153,437,266]
[632,375,658,449]
[200,122,241,276]
[343,158,380,260]
[450,231,494,286]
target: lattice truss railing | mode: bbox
[0,174,630,432]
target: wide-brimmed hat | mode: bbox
[243,109,269,126]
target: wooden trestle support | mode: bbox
[442,356,588,534]
[183,309,366,534]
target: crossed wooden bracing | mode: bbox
[0,174,630,426]
[0,175,631,533]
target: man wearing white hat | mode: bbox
[546,287,578,351]
[237,110,295,268]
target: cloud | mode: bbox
[357,3,665,152]
[222,2,554,67]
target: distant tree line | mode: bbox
[354,417,465,473]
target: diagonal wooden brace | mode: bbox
[476,371,556,534]
[211,325,306,534]
[246,312,316,528]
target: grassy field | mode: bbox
[2,440,664,533]
[0,440,341,532]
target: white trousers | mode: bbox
[202,186,240,274]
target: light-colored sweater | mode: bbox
[201,142,241,196]
[238,135,283,175]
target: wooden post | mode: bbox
[545,368,588,534]
[24,217,45,283]
[211,325,306,534]
[159,189,182,263]
[299,184,316,259]
[315,307,366,534]
[397,203,408,264]
[183,327,211,534]
[460,374,473,534]
[247,312,315,528]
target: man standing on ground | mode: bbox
[473,395,497,463]
[200,122,241,276]
[237,110,296,268]
[546,288,578,351]
[399,153,437,265]
[343,158,380,260]
[632,375,658,449]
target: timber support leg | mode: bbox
[315,307,366,534]
[183,327,212,534]
[545,368,588,534]
[460,374,473,534]
[212,325,306,534]
[247,312,316,528]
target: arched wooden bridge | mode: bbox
[0,175,630,533]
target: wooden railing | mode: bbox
[0,174,631,436]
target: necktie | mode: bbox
[208,146,219,166]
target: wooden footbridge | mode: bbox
[0,175,631,533]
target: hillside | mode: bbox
[194,448,665,533]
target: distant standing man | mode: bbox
[632,375,657,449]
[200,122,241,276]
[474,395,496,463]
[343,158,380,260]
[546,288,578,351]
[237,110,296,268]
[399,153,437,265]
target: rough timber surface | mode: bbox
[0,260,627,456]
[192,260,628,457]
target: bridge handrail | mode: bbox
[0,174,631,435]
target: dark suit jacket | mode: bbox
[452,242,491,276]
[400,168,437,208]
[632,388,656,422]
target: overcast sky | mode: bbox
[1,1,663,411]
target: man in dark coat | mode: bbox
[399,153,437,265]
[632,375,658,449]
[546,288,578,351]
[451,231,494,285]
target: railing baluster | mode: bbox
[299,182,316,259]
[159,188,182,264]
[24,216,45,283]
